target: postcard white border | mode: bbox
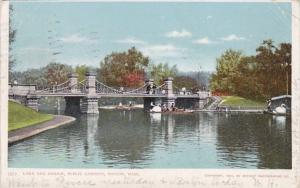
[1,0,299,188]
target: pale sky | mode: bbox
[10,2,291,72]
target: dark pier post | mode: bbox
[68,73,78,93]
[143,79,155,111]
[65,97,81,115]
[81,71,99,114]
[64,73,81,114]
[144,97,156,111]
[26,94,40,111]
[162,77,176,109]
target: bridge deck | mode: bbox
[9,92,208,99]
[26,92,205,99]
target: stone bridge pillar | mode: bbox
[81,71,99,114]
[85,71,96,95]
[194,92,210,110]
[195,98,206,109]
[163,77,176,109]
[68,73,78,93]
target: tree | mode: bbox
[209,39,291,100]
[174,76,199,91]
[99,47,149,88]
[45,63,73,85]
[210,49,244,95]
[75,65,88,82]
[275,43,291,95]
[255,40,291,98]
[148,63,178,85]
[9,5,17,75]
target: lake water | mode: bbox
[8,109,291,169]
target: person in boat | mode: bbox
[171,103,176,111]
[162,104,167,112]
[267,99,271,112]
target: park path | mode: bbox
[8,115,76,145]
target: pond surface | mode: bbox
[8,109,291,169]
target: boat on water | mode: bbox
[149,103,194,114]
[273,104,287,115]
[150,105,162,113]
[264,95,291,116]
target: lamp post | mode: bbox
[285,52,291,95]
[198,65,202,91]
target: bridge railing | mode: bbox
[95,80,123,94]
[12,77,211,98]
[122,84,147,94]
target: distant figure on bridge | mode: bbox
[120,87,124,93]
[146,84,157,94]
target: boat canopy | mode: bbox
[271,95,291,101]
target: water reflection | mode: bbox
[216,113,291,169]
[272,115,286,128]
[150,113,161,124]
[8,109,291,169]
[83,115,99,160]
[95,110,154,168]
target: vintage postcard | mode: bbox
[1,0,299,187]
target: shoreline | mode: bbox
[8,115,76,145]
[195,109,264,113]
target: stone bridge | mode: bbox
[9,71,211,114]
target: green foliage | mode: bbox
[174,76,199,90]
[75,65,88,82]
[210,49,243,94]
[148,63,178,85]
[99,47,149,88]
[45,63,73,85]
[210,40,291,100]
[8,101,53,131]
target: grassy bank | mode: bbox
[9,101,53,131]
[220,96,265,107]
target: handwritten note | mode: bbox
[7,170,293,188]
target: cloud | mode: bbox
[206,16,213,19]
[193,37,214,45]
[141,44,186,58]
[221,34,246,41]
[165,29,192,38]
[59,34,95,44]
[114,37,146,44]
